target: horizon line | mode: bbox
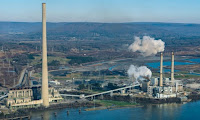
[0,21,200,25]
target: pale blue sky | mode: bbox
[0,0,200,23]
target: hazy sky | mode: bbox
[0,0,200,23]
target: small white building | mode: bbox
[49,80,60,85]
[156,93,176,98]
[150,78,158,86]
[147,86,174,98]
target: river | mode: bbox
[31,100,200,120]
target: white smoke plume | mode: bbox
[128,36,165,56]
[127,65,152,81]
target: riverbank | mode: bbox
[99,94,182,104]
[188,93,200,101]
[2,93,200,119]
[0,101,101,119]
[85,100,141,111]
[29,99,200,120]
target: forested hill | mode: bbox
[1,22,200,45]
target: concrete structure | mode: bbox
[156,93,176,98]
[49,80,60,85]
[147,86,154,96]
[6,87,62,109]
[6,88,33,107]
[171,52,174,82]
[4,3,64,109]
[7,88,32,99]
[150,78,158,86]
[145,52,184,98]
[164,78,170,86]
[173,80,183,92]
[147,86,175,98]
[48,88,62,102]
[141,81,150,92]
[42,3,49,107]
[159,52,163,87]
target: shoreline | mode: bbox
[2,93,200,119]
[0,101,100,119]
[85,104,144,111]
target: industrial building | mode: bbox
[6,3,63,109]
[6,87,62,109]
[142,52,183,98]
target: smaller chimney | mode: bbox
[171,52,174,82]
[159,52,163,87]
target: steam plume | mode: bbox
[129,36,165,56]
[127,65,152,81]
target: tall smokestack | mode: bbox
[42,3,49,107]
[171,52,174,82]
[159,52,163,87]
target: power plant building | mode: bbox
[6,3,63,109]
[143,52,183,98]
[6,87,62,109]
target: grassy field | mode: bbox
[85,100,139,111]
[53,76,69,80]
[175,74,200,79]
[30,56,70,66]
[152,71,200,79]
[95,100,137,107]
[32,72,42,78]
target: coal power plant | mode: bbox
[5,3,62,109]
[141,52,184,98]
[0,2,196,119]
[2,4,188,112]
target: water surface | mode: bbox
[146,61,195,69]
[31,101,200,120]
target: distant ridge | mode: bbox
[1,22,200,43]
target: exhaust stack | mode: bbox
[42,3,49,107]
[171,52,174,82]
[159,52,163,87]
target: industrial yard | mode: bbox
[0,1,200,120]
